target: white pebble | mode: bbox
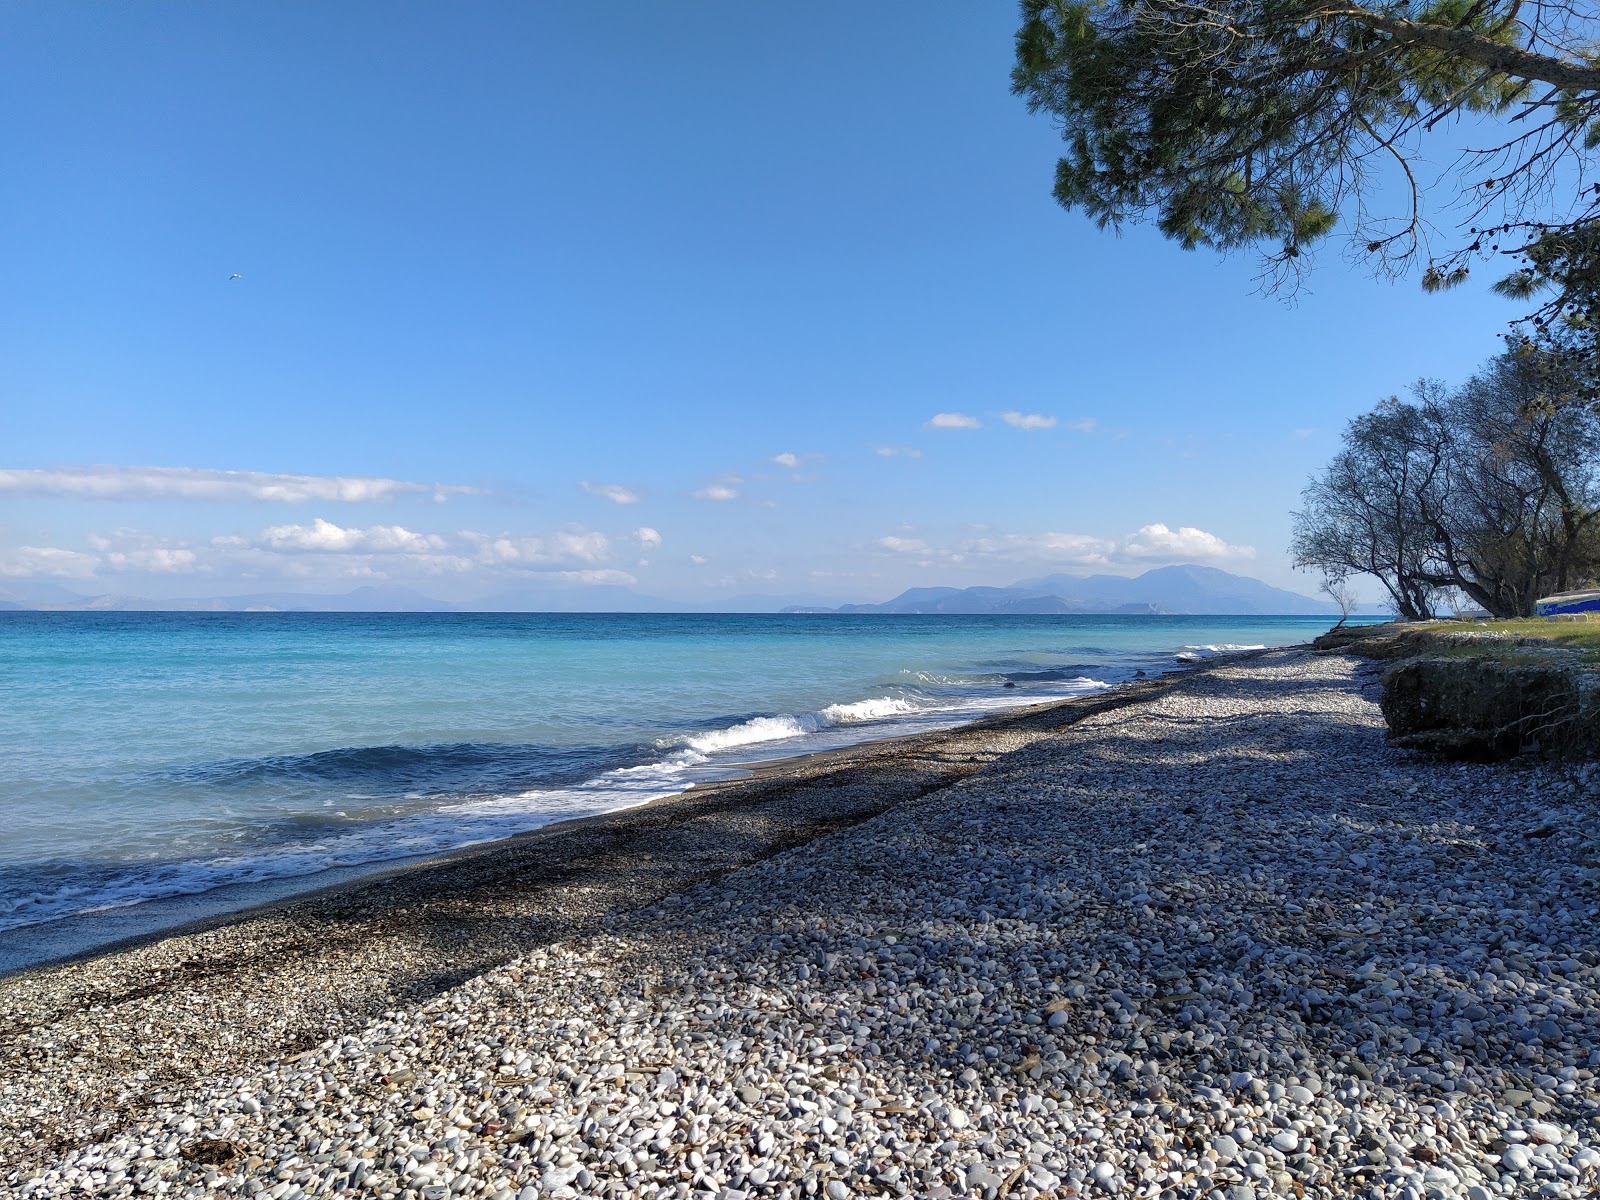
[1502,1144,1533,1171]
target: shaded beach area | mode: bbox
[5,648,1598,1198]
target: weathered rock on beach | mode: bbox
[1380,655,1599,759]
[5,649,1600,1199]
[1316,621,1600,760]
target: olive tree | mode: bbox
[1442,344,1600,607]
[1293,344,1600,616]
[1291,394,1453,619]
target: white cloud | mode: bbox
[551,568,636,586]
[1021,532,1118,563]
[689,554,708,566]
[1000,411,1057,430]
[875,447,923,458]
[876,536,930,555]
[1066,418,1097,433]
[693,484,739,501]
[261,518,447,554]
[871,523,1254,569]
[927,413,981,430]
[0,546,99,578]
[581,481,641,505]
[468,528,612,567]
[104,548,198,573]
[2,518,637,586]
[1120,523,1255,562]
[768,451,824,476]
[0,465,476,504]
[1291,427,1317,439]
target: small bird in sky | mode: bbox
[228,273,243,281]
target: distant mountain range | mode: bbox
[783,565,1361,616]
[0,565,1371,615]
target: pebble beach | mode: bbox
[4,647,1599,1199]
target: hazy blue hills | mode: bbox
[786,565,1344,616]
[1017,565,1337,615]
[0,565,1358,615]
[0,581,92,609]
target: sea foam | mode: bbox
[1175,643,1268,662]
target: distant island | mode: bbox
[783,564,1366,616]
[1,564,1377,616]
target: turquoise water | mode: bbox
[0,612,1350,939]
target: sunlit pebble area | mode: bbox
[14,650,1600,1200]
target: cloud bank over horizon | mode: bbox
[0,451,1285,604]
[873,522,1255,571]
[2,517,637,589]
[1,508,1263,603]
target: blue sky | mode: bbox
[1,2,1526,606]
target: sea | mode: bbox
[0,611,1359,968]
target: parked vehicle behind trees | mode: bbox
[1291,344,1600,617]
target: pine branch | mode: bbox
[1310,3,1600,92]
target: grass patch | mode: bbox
[1464,617,1600,662]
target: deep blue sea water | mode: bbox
[0,611,1353,946]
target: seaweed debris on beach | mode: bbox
[4,649,1599,1199]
